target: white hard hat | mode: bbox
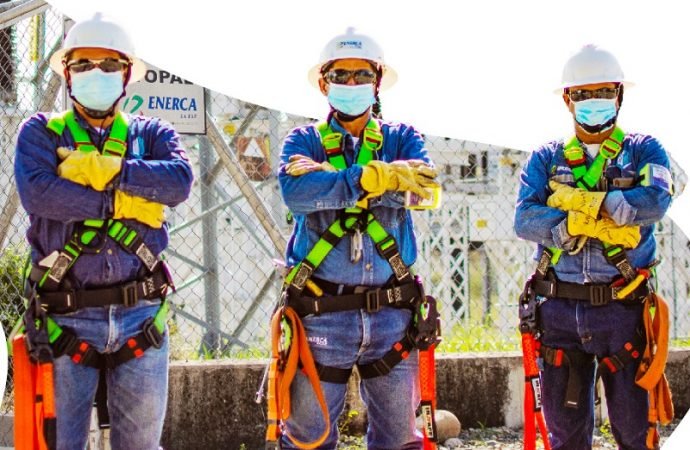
[307,27,397,90]
[49,13,146,83]
[557,44,633,93]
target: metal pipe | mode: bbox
[199,134,221,353]
[205,111,287,255]
[0,0,47,30]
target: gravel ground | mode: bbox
[338,419,679,449]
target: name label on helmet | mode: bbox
[337,40,362,49]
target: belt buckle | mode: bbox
[589,285,609,306]
[122,281,138,307]
[142,317,164,349]
[365,289,381,313]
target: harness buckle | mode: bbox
[291,262,314,291]
[142,317,164,349]
[63,290,76,312]
[122,281,138,307]
[365,289,382,313]
[589,285,609,306]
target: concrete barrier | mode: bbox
[161,349,690,450]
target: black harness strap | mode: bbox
[287,282,419,316]
[531,273,650,306]
[358,333,416,379]
[540,345,594,409]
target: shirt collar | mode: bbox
[328,113,372,138]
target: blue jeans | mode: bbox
[539,298,648,450]
[281,307,423,450]
[51,300,168,450]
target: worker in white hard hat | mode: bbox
[514,44,675,449]
[269,28,441,449]
[13,12,192,449]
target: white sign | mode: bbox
[122,66,205,134]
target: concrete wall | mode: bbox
[162,349,690,450]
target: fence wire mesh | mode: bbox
[1,4,690,441]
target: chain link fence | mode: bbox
[1,1,690,440]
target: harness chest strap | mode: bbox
[286,119,411,290]
[39,111,159,291]
[545,127,636,283]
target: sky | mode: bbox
[40,0,690,445]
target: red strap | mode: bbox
[266,307,331,449]
[521,333,552,450]
[419,345,438,449]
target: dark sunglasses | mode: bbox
[66,58,130,74]
[323,68,377,85]
[568,86,619,102]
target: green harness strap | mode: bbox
[286,119,410,291]
[43,300,169,347]
[563,127,625,190]
[48,110,129,157]
[23,111,169,364]
[557,127,636,281]
[39,111,158,290]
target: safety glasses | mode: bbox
[568,86,619,102]
[66,58,130,74]
[323,68,377,85]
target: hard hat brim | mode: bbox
[307,62,398,91]
[49,47,147,83]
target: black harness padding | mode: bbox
[287,281,420,316]
[532,272,650,306]
[31,265,170,313]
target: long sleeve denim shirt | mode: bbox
[514,132,672,284]
[14,110,194,290]
[279,116,432,287]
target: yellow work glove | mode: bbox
[360,160,439,199]
[284,154,337,176]
[56,147,122,191]
[114,191,165,229]
[547,180,606,218]
[567,211,641,249]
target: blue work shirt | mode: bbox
[14,109,194,289]
[279,116,432,286]
[514,132,673,284]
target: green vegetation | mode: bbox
[0,245,28,336]
[438,322,521,353]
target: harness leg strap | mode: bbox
[95,369,110,429]
[541,345,594,409]
[314,363,352,384]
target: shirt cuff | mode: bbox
[603,190,637,225]
[552,218,577,251]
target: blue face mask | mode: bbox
[327,84,375,117]
[574,98,618,128]
[70,70,125,112]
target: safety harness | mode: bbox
[265,119,441,449]
[520,127,673,450]
[13,110,173,450]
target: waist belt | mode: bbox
[532,277,650,306]
[287,279,420,316]
[31,265,170,313]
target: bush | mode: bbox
[0,245,29,335]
